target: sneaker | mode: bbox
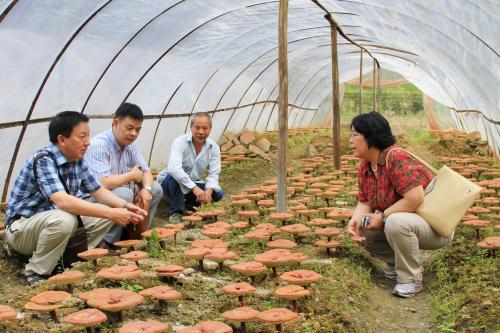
[392,281,423,298]
[169,213,182,223]
[383,266,398,280]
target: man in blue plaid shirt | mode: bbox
[4,111,147,285]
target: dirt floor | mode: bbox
[0,128,498,332]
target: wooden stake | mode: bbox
[326,15,341,170]
[373,59,376,112]
[359,49,363,114]
[277,0,289,213]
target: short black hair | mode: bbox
[49,111,89,144]
[351,112,396,150]
[115,103,144,121]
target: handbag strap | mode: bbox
[385,147,438,175]
[33,153,84,228]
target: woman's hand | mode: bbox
[364,213,384,231]
[347,218,366,243]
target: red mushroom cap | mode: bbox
[63,308,107,327]
[118,319,170,333]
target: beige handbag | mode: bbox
[387,148,482,237]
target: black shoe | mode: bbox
[97,239,120,252]
[26,273,47,286]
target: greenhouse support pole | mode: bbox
[373,59,376,112]
[326,14,341,170]
[277,0,288,213]
[377,63,381,112]
[359,49,363,114]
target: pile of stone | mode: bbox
[218,130,273,165]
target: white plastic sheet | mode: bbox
[0,0,498,197]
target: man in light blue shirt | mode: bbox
[157,112,224,222]
[85,103,163,246]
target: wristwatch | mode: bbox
[380,212,388,224]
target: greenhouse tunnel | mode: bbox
[0,0,498,201]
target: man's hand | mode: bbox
[128,165,144,184]
[136,188,152,210]
[192,186,205,203]
[202,188,213,204]
[109,206,146,227]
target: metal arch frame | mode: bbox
[250,42,362,131]
[183,25,332,133]
[0,0,17,23]
[264,56,334,130]
[2,0,113,202]
[263,55,332,130]
[327,0,498,113]
[216,34,333,134]
[147,83,183,165]
[212,31,367,134]
[224,40,367,132]
[118,5,359,142]
[335,0,499,56]
[80,0,187,113]
[221,38,371,133]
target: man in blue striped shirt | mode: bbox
[157,112,224,222]
[5,112,146,285]
[85,103,163,246]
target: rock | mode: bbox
[218,135,227,146]
[308,144,319,156]
[182,268,196,276]
[203,259,219,270]
[466,131,482,143]
[228,145,248,155]
[220,142,233,152]
[239,131,256,145]
[254,138,271,152]
[62,296,84,308]
[248,144,269,160]
[225,132,235,143]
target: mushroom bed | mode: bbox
[0,129,499,332]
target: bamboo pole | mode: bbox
[325,15,341,170]
[358,49,363,114]
[277,0,288,213]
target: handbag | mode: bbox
[33,153,88,268]
[386,148,482,237]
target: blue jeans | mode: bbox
[160,173,224,214]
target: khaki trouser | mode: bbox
[5,209,114,276]
[362,212,454,283]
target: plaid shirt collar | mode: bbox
[46,143,71,167]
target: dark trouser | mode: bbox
[159,173,224,214]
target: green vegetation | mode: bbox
[342,83,423,116]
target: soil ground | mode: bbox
[0,128,498,332]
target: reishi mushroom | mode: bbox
[257,308,298,332]
[48,270,85,293]
[275,285,310,312]
[221,282,256,306]
[118,319,170,333]
[222,306,259,333]
[63,308,107,333]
